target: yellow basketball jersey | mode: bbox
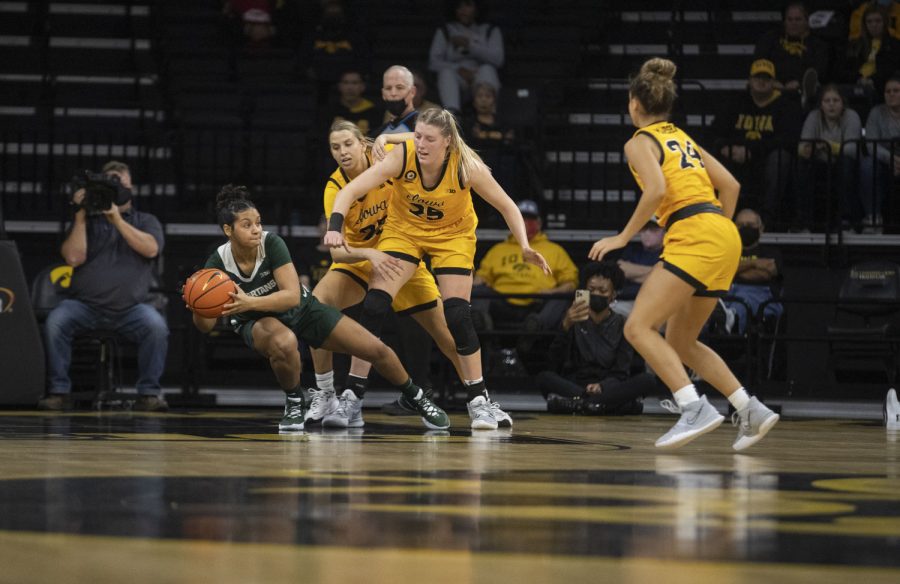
[323,157,392,248]
[388,140,477,235]
[628,121,719,227]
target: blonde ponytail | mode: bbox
[417,107,486,186]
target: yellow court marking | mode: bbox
[0,530,898,584]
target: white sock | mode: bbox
[673,384,700,408]
[315,371,334,392]
[728,387,751,411]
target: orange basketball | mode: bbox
[183,268,238,318]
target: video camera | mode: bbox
[69,170,133,215]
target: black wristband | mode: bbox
[328,212,344,232]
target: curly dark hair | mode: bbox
[215,184,256,227]
[580,261,625,291]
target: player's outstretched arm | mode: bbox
[470,166,551,274]
[589,135,665,261]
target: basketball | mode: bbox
[183,268,237,318]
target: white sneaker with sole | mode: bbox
[468,395,498,430]
[305,388,338,424]
[655,395,724,449]
[885,388,900,428]
[489,400,513,428]
[323,390,364,428]
[732,396,780,451]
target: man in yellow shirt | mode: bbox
[473,199,579,332]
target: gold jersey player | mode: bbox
[588,58,779,450]
[306,120,464,428]
[324,108,551,430]
[189,185,450,433]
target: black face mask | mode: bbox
[738,225,760,247]
[589,294,610,313]
[384,98,408,117]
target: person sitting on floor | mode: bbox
[536,261,662,415]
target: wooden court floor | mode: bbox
[0,409,898,584]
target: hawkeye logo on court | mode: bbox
[0,287,15,315]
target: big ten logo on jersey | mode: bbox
[407,193,445,221]
[665,139,705,170]
[404,170,417,182]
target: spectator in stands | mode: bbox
[380,69,442,129]
[38,161,168,411]
[295,214,332,290]
[472,199,579,332]
[320,68,384,137]
[860,73,900,232]
[849,0,900,41]
[461,81,518,192]
[303,0,369,104]
[713,59,803,230]
[753,1,829,107]
[224,1,277,50]
[412,69,441,112]
[725,209,784,334]
[536,262,661,416]
[613,219,664,317]
[374,65,419,138]
[428,0,504,115]
[840,4,900,97]
[463,81,514,146]
[797,84,863,231]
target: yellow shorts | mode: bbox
[377,220,476,274]
[329,260,440,314]
[661,212,741,296]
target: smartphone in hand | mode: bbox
[574,289,590,306]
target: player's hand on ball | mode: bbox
[221,287,253,316]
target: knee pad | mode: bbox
[359,289,393,339]
[444,297,480,356]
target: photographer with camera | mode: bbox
[38,161,169,411]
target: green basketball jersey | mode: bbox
[204,231,306,330]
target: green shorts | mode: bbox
[237,294,342,351]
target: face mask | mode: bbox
[524,218,540,240]
[589,294,609,313]
[384,98,408,117]
[738,225,760,247]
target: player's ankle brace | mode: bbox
[346,374,368,398]
[465,378,487,402]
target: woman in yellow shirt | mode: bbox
[324,108,550,430]
[589,58,779,451]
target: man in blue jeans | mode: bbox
[38,161,168,411]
